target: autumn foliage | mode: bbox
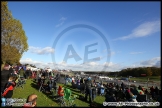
[1,2,28,70]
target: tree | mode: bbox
[1,1,28,70]
[146,67,152,76]
[2,44,22,64]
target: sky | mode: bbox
[8,1,161,71]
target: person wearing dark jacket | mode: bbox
[9,66,14,75]
[44,70,49,78]
[121,82,125,91]
[25,69,30,79]
[105,92,117,102]
[1,64,11,93]
[84,77,93,103]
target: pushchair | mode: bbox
[39,79,46,92]
[15,76,26,88]
[50,78,58,98]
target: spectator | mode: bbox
[25,69,30,79]
[138,85,142,90]
[23,94,37,107]
[44,78,51,93]
[105,92,117,102]
[84,77,93,103]
[128,89,137,102]
[80,77,84,84]
[2,76,16,98]
[121,82,125,91]
[9,66,14,75]
[58,85,64,97]
[44,70,49,78]
[1,64,11,93]
[145,89,149,95]
[29,69,32,78]
[157,90,161,102]
[77,78,81,89]
[51,78,57,92]
[18,67,25,78]
[116,87,125,101]
[132,86,139,96]
[154,86,160,95]
[116,84,119,90]
[150,86,155,99]
[49,71,51,76]
[92,87,97,102]
[51,71,54,77]
[125,89,132,101]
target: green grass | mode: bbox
[129,76,160,82]
[111,76,161,82]
[12,79,105,107]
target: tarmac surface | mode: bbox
[57,73,161,90]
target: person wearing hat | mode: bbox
[1,64,11,93]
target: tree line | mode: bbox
[84,67,161,77]
[112,67,161,77]
[1,1,28,70]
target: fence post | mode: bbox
[147,78,149,89]
[128,76,130,89]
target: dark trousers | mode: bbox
[85,88,92,103]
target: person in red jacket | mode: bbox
[2,76,16,98]
[58,85,64,97]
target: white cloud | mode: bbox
[55,17,67,27]
[130,51,144,55]
[59,17,67,21]
[103,49,115,57]
[55,22,64,27]
[20,58,122,71]
[20,57,161,72]
[83,62,99,66]
[29,46,54,55]
[58,61,67,66]
[154,61,160,67]
[113,20,160,41]
[110,51,115,56]
[140,57,161,67]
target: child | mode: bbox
[2,76,16,98]
[58,85,64,97]
[23,94,37,107]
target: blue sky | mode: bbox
[8,2,161,71]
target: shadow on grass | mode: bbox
[62,84,95,105]
[30,81,102,107]
[89,101,103,107]
[30,82,62,106]
[64,86,80,93]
